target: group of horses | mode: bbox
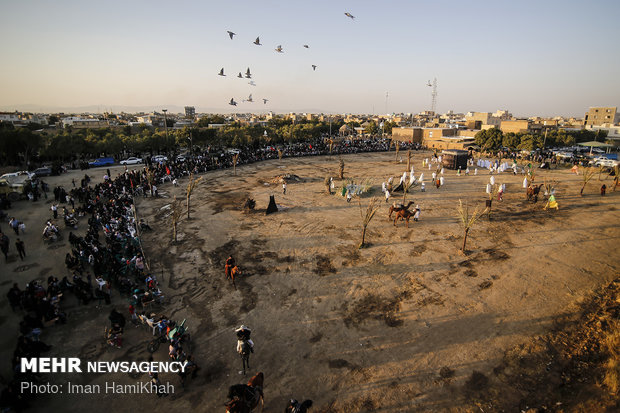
[526,183,544,202]
[388,201,415,228]
[225,372,312,413]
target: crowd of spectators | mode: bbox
[1,137,419,411]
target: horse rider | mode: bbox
[236,325,254,353]
[225,255,236,280]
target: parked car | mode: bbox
[0,179,24,201]
[176,153,190,162]
[88,157,115,167]
[0,171,35,181]
[592,158,618,168]
[120,157,143,165]
[32,166,52,177]
[152,155,168,163]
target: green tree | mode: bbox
[517,134,543,151]
[364,121,378,135]
[502,132,520,150]
[474,128,503,151]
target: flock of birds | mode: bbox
[220,12,355,107]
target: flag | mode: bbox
[166,166,171,175]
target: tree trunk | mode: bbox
[580,185,585,196]
[359,226,367,249]
[173,221,177,242]
[461,228,469,252]
[187,195,191,219]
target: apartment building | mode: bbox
[584,107,619,126]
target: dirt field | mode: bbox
[1,151,618,412]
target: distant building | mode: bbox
[61,117,109,129]
[584,107,618,126]
[0,112,20,123]
[173,120,194,129]
[184,106,195,119]
[391,127,420,143]
[391,126,471,149]
[500,120,530,134]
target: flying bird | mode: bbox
[426,80,432,87]
[248,81,256,86]
[275,45,284,53]
[218,68,226,76]
[303,44,309,48]
[253,37,261,45]
[227,31,236,39]
[344,12,355,19]
[312,65,317,71]
[243,94,254,103]
[245,67,252,78]
[237,72,243,78]
[262,99,268,104]
[229,98,237,106]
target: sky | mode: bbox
[1,0,619,117]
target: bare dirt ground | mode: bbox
[1,151,618,412]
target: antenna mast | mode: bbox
[430,78,437,114]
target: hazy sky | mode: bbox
[1,0,619,117]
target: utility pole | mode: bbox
[162,109,169,142]
[329,115,332,137]
[187,130,193,159]
[430,78,437,114]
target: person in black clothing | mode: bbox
[7,283,22,312]
[0,231,9,262]
[15,238,25,260]
[108,308,126,329]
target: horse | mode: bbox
[285,399,313,413]
[238,338,252,375]
[526,184,544,202]
[225,372,264,413]
[230,266,241,288]
[393,209,414,228]
[388,201,414,220]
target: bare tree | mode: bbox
[359,197,380,249]
[232,153,240,175]
[277,149,283,160]
[613,165,619,191]
[486,183,499,219]
[402,179,418,205]
[186,173,202,219]
[339,156,345,179]
[580,167,596,196]
[543,178,558,198]
[328,139,334,156]
[457,199,485,254]
[171,196,183,243]
[407,150,412,171]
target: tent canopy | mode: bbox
[577,141,613,148]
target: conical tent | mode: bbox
[266,195,278,214]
